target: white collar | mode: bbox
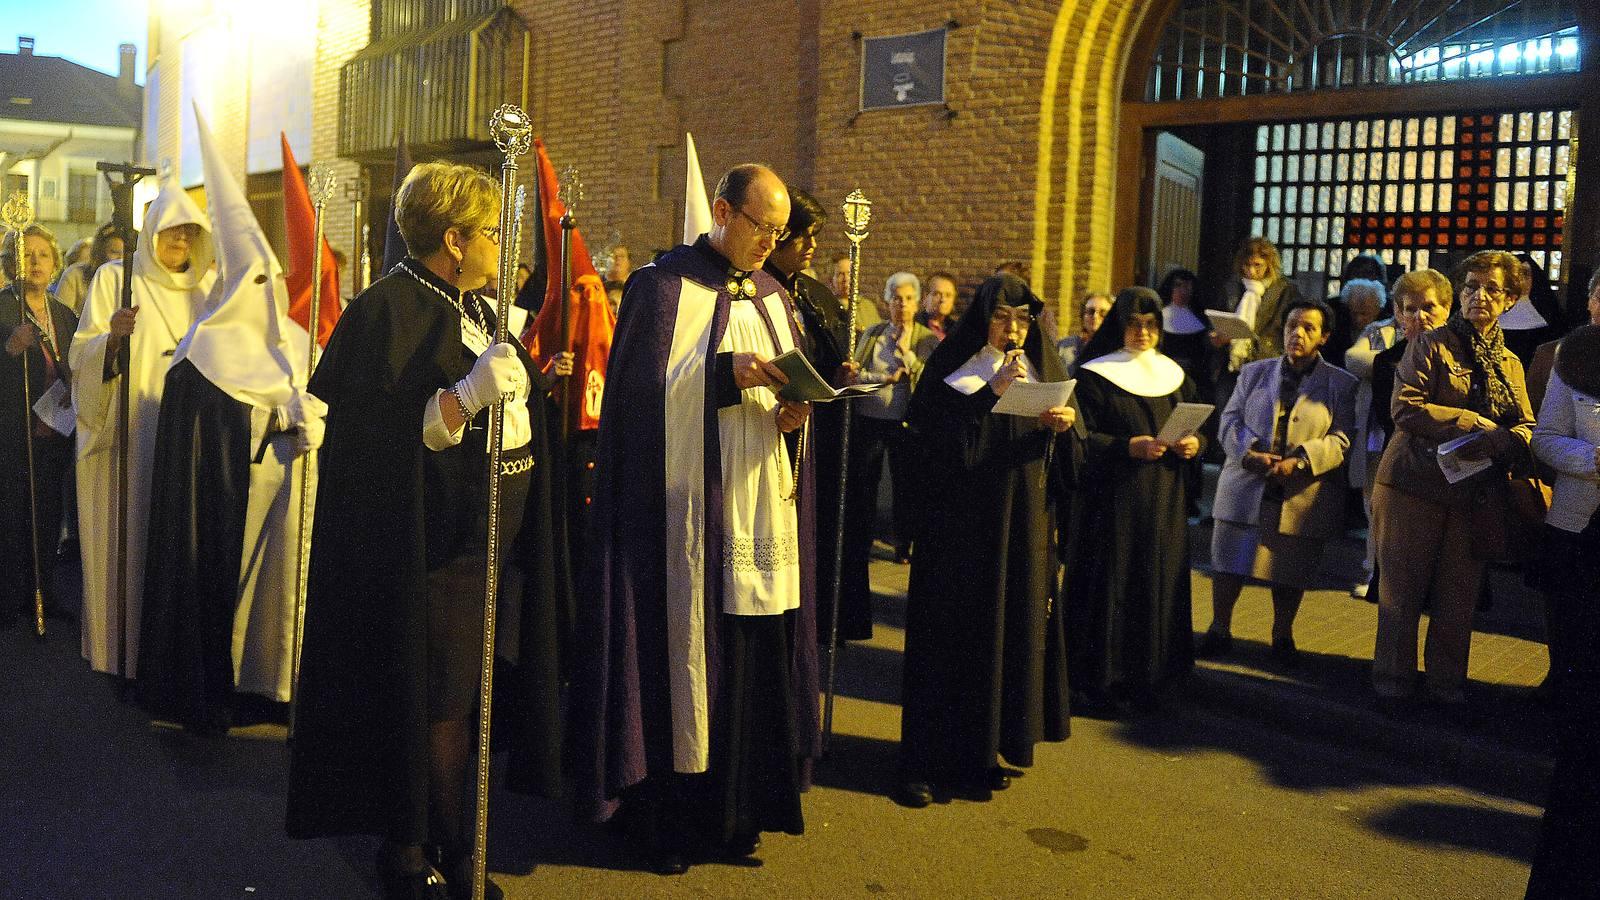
[1163,304,1206,335]
[1080,347,1185,397]
[944,343,1040,396]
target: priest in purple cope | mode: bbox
[571,164,821,875]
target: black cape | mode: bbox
[285,263,567,842]
[136,359,255,730]
[898,274,1080,785]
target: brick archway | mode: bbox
[1032,0,1175,321]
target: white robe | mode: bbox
[232,336,316,702]
[71,260,213,678]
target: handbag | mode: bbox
[1470,472,1551,563]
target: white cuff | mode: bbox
[422,389,466,451]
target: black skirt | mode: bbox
[427,444,532,722]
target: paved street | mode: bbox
[3,550,1541,900]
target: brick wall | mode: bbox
[311,0,370,298]
[501,0,1153,332]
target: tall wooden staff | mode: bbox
[556,165,583,442]
[95,160,156,681]
[823,189,872,749]
[289,166,338,739]
[472,103,532,900]
[2,192,46,639]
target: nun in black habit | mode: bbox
[895,274,1081,808]
[1066,288,1203,716]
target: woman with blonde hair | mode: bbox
[287,161,568,899]
[1211,237,1302,413]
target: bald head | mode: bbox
[709,164,790,272]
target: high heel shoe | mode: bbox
[379,865,448,900]
[430,845,503,900]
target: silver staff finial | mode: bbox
[558,165,584,216]
[489,105,533,158]
[307,166,339,206]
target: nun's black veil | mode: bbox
[1078,286,1165,366]
[913,274,1066,427]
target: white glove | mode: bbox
[454,342,526,415]
[282,389,328,456]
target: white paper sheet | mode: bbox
[1436,432,1493,484]
[992,379,1076,418]
[1155,402,1215,444]
[31,379,75,437]
[1206,309,1257,342]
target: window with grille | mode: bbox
[68,172,99,224]
[1147,0,1582,101]
[1249,109,1574,291]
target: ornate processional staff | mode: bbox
[3,191,47,640]
[472,103,533,900]
[823,189,872,750]
[557,165,583,443]
[95,159,157,681]
[344,171,371,293]
[289,166,338,739]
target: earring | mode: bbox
[455,264,463,275]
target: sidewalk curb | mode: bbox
[1187,663,1553,806]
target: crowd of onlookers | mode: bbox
[810,237,1597,729]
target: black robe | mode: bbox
[136,359,254,730]
[1066,368,1200,697]
[766,264,850,645]
[0,288,76,624]
[898,274,1079,787]
[286,263,565,842]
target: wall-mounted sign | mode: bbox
[859,27,947,111]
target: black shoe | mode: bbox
[379,865,448,900]
[1195,631,1233,658]
[1128,686,1162,713]
[721,831,761,858]
[1269,636,1301,667]
[894,780,933,808]
[432,845,503,900]
[650,850,690,876]
[986,768,1011,791]
[1071,689,1132,720]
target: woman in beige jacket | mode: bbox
[1370,250,1535,714]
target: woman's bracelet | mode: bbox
[450,382,477,417]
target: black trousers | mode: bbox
[837,415,919,640]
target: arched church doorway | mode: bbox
[1109,0,1600,323]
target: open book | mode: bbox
[771,349,888,403]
